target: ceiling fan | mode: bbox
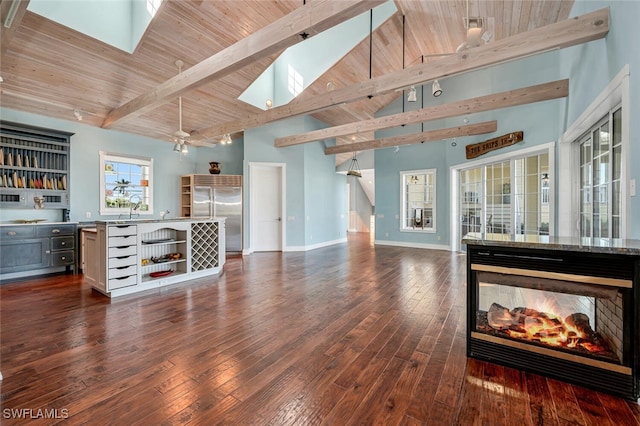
[171,59,189,154]
[456,0,492,52]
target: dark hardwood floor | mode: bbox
[1,234,639,425]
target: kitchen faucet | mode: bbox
[129,194,142,219]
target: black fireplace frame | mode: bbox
[466,243,640,401]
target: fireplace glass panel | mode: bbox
[475,271,624,365]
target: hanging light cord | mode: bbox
[369,9,373,80]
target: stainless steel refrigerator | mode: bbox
[193,184,242,253]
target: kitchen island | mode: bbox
[86,217,225,298]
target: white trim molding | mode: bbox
[285,237,348,252]
[248,161,287,253]
[557,65,630,237]
[374,239,450,252]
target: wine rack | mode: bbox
[191,221,219,271]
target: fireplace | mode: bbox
[465,239,640,400]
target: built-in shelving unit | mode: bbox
[0,121,72,209]
[140,227,188,283]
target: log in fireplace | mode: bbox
[464,236,640,401]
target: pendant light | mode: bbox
[346,152,362,178]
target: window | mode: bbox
[146,0,162,17]
[578,107,622,238]
[99,152,153,215]
[401,169,436,232]
[287,64,304,97]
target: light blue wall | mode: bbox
[243,115,346,249]
[374,0,640,245]
[559,0,640,238]
[304,139,347,244]
[195,137,245,176]
[0,107,225,223]
[373,51,562,246]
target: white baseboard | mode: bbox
[284,237,347,252]
[374,239,451,251]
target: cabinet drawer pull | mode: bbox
[7,231,16,236]
[61,241,66,246]
[116,266,129,270]
[116,256,131,259]
[61,256,66,260]
[52,229,61,233]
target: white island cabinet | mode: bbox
[87,218,225,297]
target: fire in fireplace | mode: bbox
[466,242,639,401]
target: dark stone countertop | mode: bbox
[462,233,640,256]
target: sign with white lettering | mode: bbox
[465,131,524,159]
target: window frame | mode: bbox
[557,65,629,238]
[99,151,154,216]
[400,169,436,233]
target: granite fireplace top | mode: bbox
[462,233,640,256]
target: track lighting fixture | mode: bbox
[265,99,273,109]
[220,133,232,145]
[73,109,83,121]
[432,80,442,97]
[407,86,417,102]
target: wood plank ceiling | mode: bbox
[0,0,573,165]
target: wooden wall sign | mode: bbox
[465,131,524,159]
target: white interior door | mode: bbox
[250,163,284,252]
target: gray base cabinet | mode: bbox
[0,223,77,280]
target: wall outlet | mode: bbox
[288,215,295,221]
[85,211,91,218]
[395,214,399,219]
[385,232,389,237]
[630,178,637,197]
[437,235,441,240]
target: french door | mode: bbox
[457,150,551,250]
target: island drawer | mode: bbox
[108,255,137,268]
[108,225,137,237]
[109,264,137,279]
[108,245,137,258]
[108,235,137,247]
[108,274,137,290]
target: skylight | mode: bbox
[146,0,162,18]
[287,65,304,97]
[28,0,162,54]
[238,1,397,110]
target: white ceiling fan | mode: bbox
[171,59,189,154]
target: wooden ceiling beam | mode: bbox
[191,7,608,141]
[324,121,498,155]
[276,79,568,147]
[1,0,30,56]
[101,0,384,129]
